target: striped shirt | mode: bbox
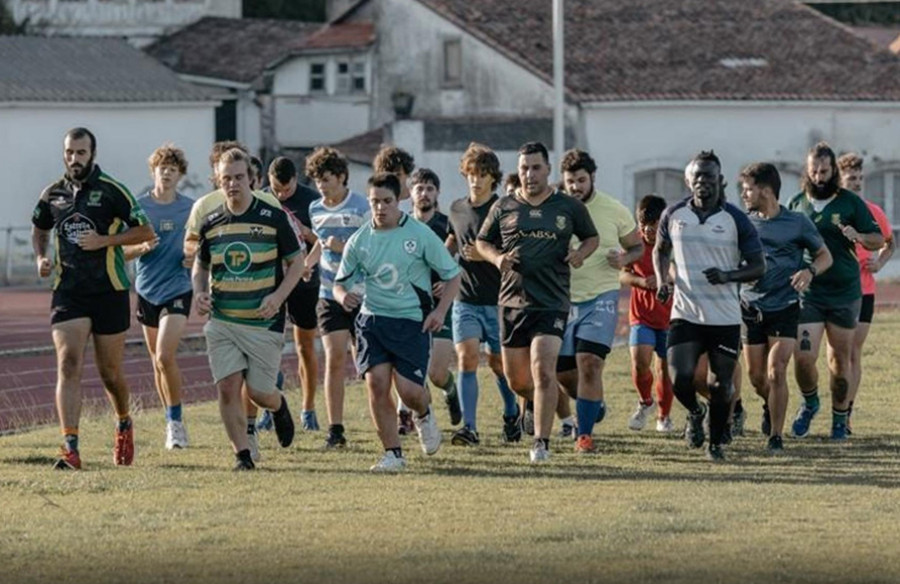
[198,197,301,332]
[308,191,370,300]
[658,197,761,326]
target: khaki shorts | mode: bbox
[204,319,283,392]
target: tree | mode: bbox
[0,0,27,34]
[243,0,327,22]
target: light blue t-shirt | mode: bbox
[741,206,824,312]
[135,192,193,305]
[336,213,461,322]
[309,191,370,300]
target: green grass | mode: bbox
[2,314,900,584]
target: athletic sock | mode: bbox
[247,421,256,435]
[329,424,345,437]
[708,400,729,445]
[833,408,849,426]
[63,432,79,453]
[459,371,479,431]
[116,416,132,432]
[235,449,252,463]
[848,400,854,417]
[576,398,603,437]
[657,376,674,418]
[495,375,518,418]
[632,369,654,404]
[534,437,549,450]
[167,404,183,422]
[388,447,403,459]
[559,415,575,428]
[802,387,820,410]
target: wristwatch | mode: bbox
[807,264,818,277]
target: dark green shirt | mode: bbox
[787,189,879,307]
[477,190,597,311]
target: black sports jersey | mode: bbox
[478,190,597,311]
[275,182,321,289]
[448,195,500,305]
[198,197,301,332]
[32,164,149,294]
[424,211,451,286]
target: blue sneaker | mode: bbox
[256,409,274,432]
[301,410,320,431]
[831,422,848,441]
[791,403,819,438]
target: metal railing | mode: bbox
[2,226,48,287]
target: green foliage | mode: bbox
[0,0,27,35]
[243,0,327,22]
[809,2,900,26]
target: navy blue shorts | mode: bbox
[355,313,430,386]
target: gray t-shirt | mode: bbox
[740,205,824,312]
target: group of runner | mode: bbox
[32,127,893,471]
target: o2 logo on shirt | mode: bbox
[223,241,253,274]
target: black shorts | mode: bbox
[798,297,861,330]
[741,303,800,345]
[355,313,429,385]
[136,290,192,328]
[500,307,568,349]
[859,294,875,324]
[668,319,740,360]
[51,289,131,335]
[286,285,319,330]
[317,297,358,335]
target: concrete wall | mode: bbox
[271,53,373,148]
[0,103,216,254]
[582,101,900,210]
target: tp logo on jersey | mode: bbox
[223,241,252,274]
[403,240,417,254]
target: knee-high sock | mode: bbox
[576,398,604,437]
[495,375,518,417]
[657,376,674,418]
[632,370,654,405]
[459,371,479,430]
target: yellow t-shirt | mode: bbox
[184,189,282,240]
[570,190,636,302]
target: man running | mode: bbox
[305,146,370,449]
[126,144,195,450]
[445,143,520,446]
[32,127,155,470]
[268,156,322,431]
[836,152,895,434]
[738,162,832,452]
[653,150,764,461]
[558,149,643,453]
[333,173,461,472]
[408,168,463,427]
[787,143,883,440]
[193,148,304,470]
[476,141,599,463]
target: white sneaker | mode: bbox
[628,402,655,431]
[414,407,442,455]
[529,441,550,463]
[247,429,261,462]
[656,416,675,433]
[165,420,189,450]
[370,451,407,472]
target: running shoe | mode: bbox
[114,424,134,466]
[451,426,480,447]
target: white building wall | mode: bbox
[0,103,216,253]
[582,102,900,209]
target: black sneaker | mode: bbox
[722,423,733,445]
[444,388,462,426]
[451,426,480,446]
[503,412,523,443]
[767,435,784,453]
[706,443,725,462]
[521,401,535,436]
[324,430,347,449]
[761,406,771,437]
[272,398,295,448]
[685,403,707,449]
[233,456,256,471]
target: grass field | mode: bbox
[2,313,900,584]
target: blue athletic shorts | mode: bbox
[355,313,429,386]
[559,289,619,358]
[451,301,501,354]
[629,324,668,359]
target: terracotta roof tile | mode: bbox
[302,22,375,50]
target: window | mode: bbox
[336,60,366,94]
[336,61,350,93]
[634,168,689,205]
[352,61,366,92]
[867,167,900,232]
[309,62,326,93]
[443,38,462,87]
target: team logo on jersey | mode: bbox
[831,214,841,226]
[403,239,417,254]
[553,318,565,331]
[260,208,272,218]
[223,241,253,274]
[59,213,97,244]
[529,209,542,218]
[555,215,566,230]
[712,224,725,234]
[159,219,175,232]
[87,191,103,207]
[249,226,263,239]
[342,214,352,226]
